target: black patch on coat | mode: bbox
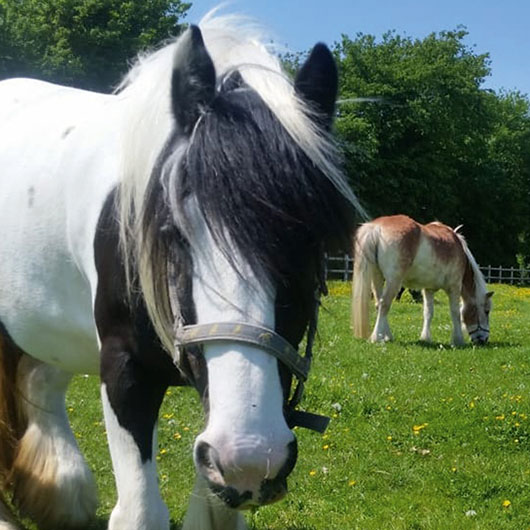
[94,189,186,462]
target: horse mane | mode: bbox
[115,12,360,351]
[454,232,487,298]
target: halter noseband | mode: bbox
[174,322,310,380]
[172,319,330,434]
[166,245,330,434]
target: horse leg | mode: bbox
[182,474,248,530]
[100,339,169,530]
[371,278,400,342]
[0,496,18,530]
[12,354,98,529]
[447,289,465,346]
[420,289,435,342]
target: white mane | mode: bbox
[115,11,363,350]
[455,232,487,297]
[117,11,362,249]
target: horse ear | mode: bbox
[171,25,216,135]
[294,43,338,129]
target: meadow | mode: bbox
[30,282,530,529]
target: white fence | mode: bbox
[325,254,530,286]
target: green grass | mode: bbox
[25,283,530,529]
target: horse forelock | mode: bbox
[115,12,359,350]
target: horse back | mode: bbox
[364,215,466,291]
[0,79,121,373]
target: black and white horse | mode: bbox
[0,14,359,530]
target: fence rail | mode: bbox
[325,254,530,286]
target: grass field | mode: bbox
[22,282,530,529]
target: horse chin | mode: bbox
[207,477,288,509]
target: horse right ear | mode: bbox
[294,43,338,129]
[171,25,216,135]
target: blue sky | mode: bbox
[186,1,530,96]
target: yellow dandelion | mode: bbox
[412,423,428,434]
[173,432,182,440]
[323,444,330,450]
[387,435,393,441]
[160,448,167,455]
[496,414,505,421]
[348,480,357,486]
[309,470,317,476]
[502,499,511,508]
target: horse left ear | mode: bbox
[294,43,338,129]
[171,25,216,135]
[487,291,494,298]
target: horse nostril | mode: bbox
[195,441,225,483]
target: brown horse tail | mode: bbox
[0,328,26,528]
[352,222,379,338]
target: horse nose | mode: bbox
[194,435,297,507]
[472,334,489,345]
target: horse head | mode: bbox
[461,290,493,345]
[134,25,354,508]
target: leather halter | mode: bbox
[172,318,330,433]
[167,246,330,433]
[171,294,330,433]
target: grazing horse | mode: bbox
[352,215,493,346]
[0,14,359,530]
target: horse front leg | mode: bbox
[447,289,465,346]
[100,340,169,530]
[182,475,248,530]
[420,289,435,342]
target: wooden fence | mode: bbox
[325,254,530,286]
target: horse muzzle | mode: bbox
[194,438,297,509]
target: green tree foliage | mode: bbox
[331,28,530,265]
[0,0,190,91]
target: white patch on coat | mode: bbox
[101,385,169,530]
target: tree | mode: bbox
[0,0,190,92]
[332,28,530,265]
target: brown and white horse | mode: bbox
[352,215,493,346]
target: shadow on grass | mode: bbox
[410,340,520,349]
[86,518,183,529]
